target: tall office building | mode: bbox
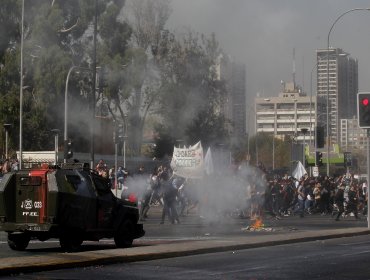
[215,55,247,141]
[316,48,358,144]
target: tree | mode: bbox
[155,31,228,150]
[117,0,172,156]
[0,0,133,154]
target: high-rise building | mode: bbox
[316,48,358,144]
[215,55,247,141]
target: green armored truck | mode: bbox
[0,163,144,251]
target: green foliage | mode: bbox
[154,31,228,151]
[0,0,132,155]
[0,0,20,59]
[247,133,291,170]
[152,124,174,159]
[0,0,231,162]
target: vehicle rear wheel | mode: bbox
[8,233,30,251]
[60,232,83,252]
[114,220,134,248]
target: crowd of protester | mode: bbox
[263,172,367,221]
[0,156,366,225]
[0,154,363,225]
[0,158,19,175]
[92,158,368,225]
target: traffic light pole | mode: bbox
[357,93,370,228]
[367,131,370,229]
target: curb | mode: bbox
[0,228,369,276]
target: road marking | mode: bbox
[341,250,370,257]
[209,266,268,275]
[339,241,370,246]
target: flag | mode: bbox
[204,147,214,175]
[292,161,307,180]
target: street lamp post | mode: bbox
[310,61,321,149]
[3,124,11,159]
[326,8,370,176]
[64,65,91,163]
[301,128,308,168]
[19,0,25,169]
[123,115,128,169]
[91,0,98,170]
[263,98,275,170]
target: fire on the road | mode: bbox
[242,218,274,232]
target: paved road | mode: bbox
[4,234,370,280]
[0,206,368,276]
[0,206,367,256]
[0,207,366,255]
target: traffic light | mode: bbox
[64,139,73,160]
[315,126,324,148]
[114,123,124,143]
[344,152,352,167]
[315,151,323,166]
[357,92,370,128]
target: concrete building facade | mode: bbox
[255,82,326,145]
[340,118,367,152]
[215,55,247,141]
[316,48,358,145]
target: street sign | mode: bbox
[313,166,319,177]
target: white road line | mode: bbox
[339,241,370,246]
[209,266,268,276]
[341,250,370,257]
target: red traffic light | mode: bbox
[358,93,370,128]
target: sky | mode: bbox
[167,0,370,102]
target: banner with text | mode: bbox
[171,141,204,178]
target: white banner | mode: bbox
[170,141,204,178]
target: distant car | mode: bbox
[0,163,144,252]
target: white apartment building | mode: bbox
[255,82,326,144]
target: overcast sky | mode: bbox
[167,0,370,102]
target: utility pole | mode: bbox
[90,0,98,169]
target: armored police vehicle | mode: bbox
[0,163,144,251]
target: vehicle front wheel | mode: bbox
[114,220,134,248]
[8,233,30,251]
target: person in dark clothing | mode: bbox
[270,179,282,217]
[345,184,360,220]
[139,167,160,221]
[335,184,345,221]
[263,180,278,219]
[160,172,180,224]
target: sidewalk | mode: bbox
[0,227,369,276]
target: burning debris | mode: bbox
[241,217,274,232]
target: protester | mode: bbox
[295,177,306,218]
[160,170,180,225]
[139,167,160,221]
[2,159,11,174]
[334,183,345,221]
[108,166,115,189]
[116,166,126,190]
[96,159,108,177]
[345,183,360,220]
